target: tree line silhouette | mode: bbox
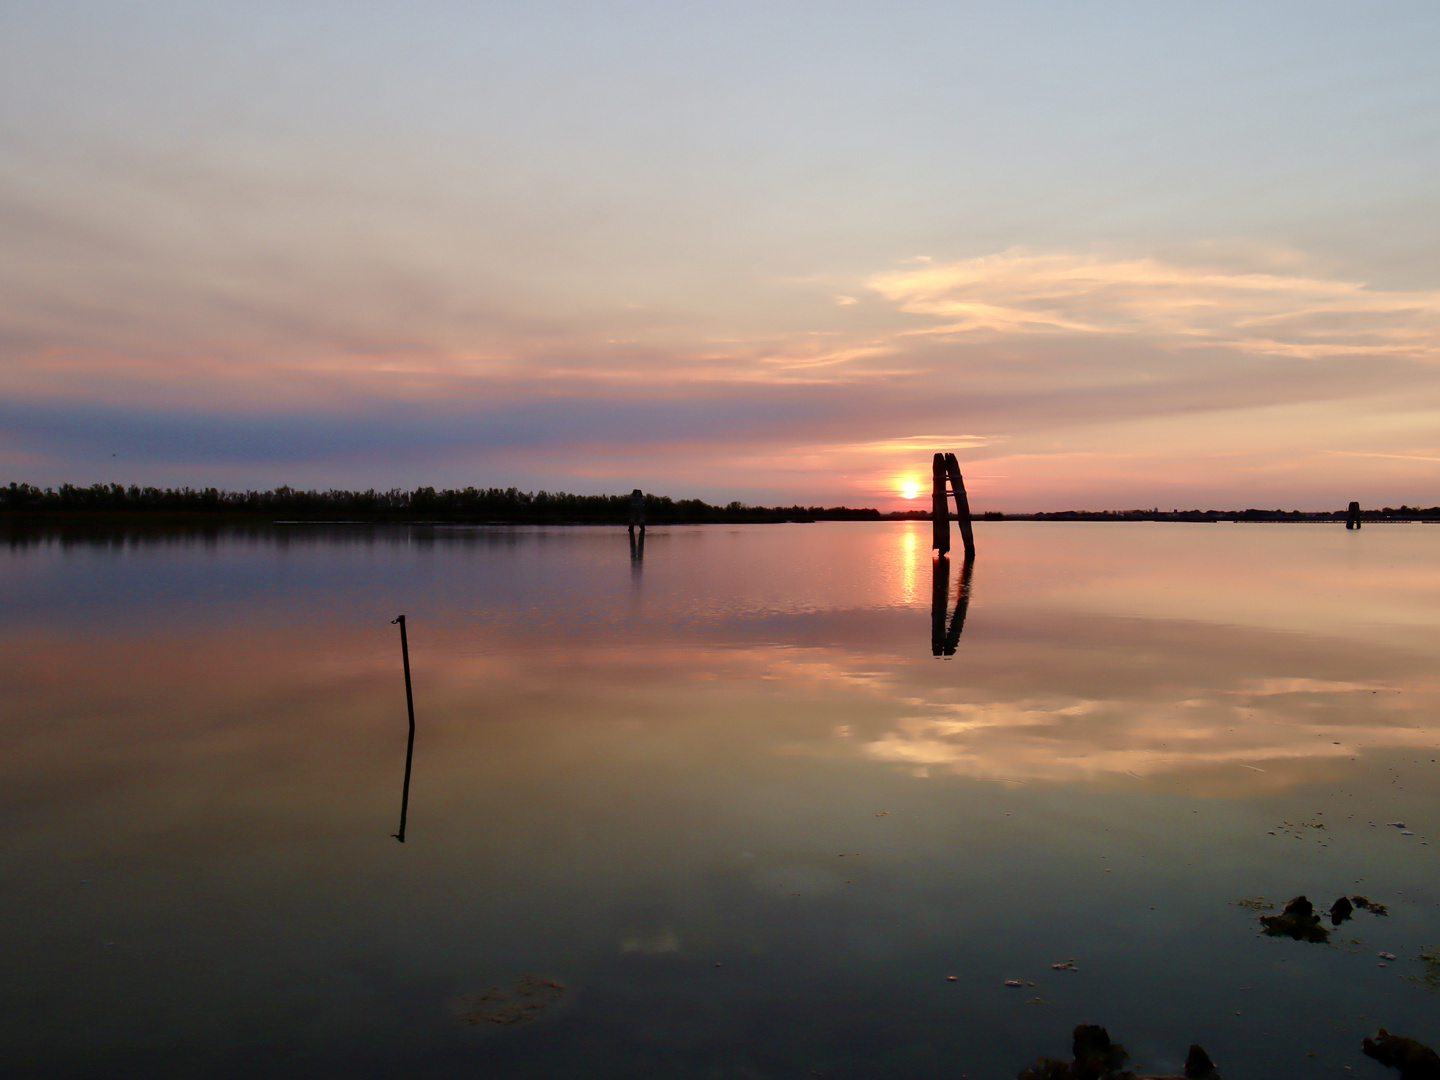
[0,482,883,524]
[6,482,1432,525]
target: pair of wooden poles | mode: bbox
[932,452,976,559]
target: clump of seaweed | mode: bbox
[1354,895,1390,916]
[1232,898,1273,912]
[1410,948,1440,990]
[1260,896,1330,943]
[1016,1024,1219,1079]
[1362,1028,1440,1079]
[454,974,566,1026]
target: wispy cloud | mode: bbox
[869,250,1440,360]
[1326,450,1440,464]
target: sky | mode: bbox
[3,1,1440,511]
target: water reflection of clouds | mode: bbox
[603,619,1440,790]
[414,617,1440,792]
[299,615,1440,793]
[859,688,1439,787]
[10,524,1440,804]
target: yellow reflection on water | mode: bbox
[899,525,919,606]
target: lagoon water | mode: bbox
[3,521,1440,1078]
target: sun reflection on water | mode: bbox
[900,525,919,605]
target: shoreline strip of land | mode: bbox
[4,482,1437,527]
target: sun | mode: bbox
[899,479,921,500]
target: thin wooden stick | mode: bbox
[391,615,416,842]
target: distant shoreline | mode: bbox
[3,482,1434,527]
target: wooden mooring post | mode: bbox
[628,488,646,537]
[931,454,950,553]
[931,452,976,559]
[391,614,416,843]
[1346,501,1363,530]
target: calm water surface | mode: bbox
[3,522,1440,1078]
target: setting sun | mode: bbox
[899,479,921,500]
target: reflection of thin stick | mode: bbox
[392,615,416,842]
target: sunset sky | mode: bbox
[3,1,1439,510]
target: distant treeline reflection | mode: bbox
[1,482,883,525]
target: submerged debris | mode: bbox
[1232,898,1274,912]
[1016,1024,1220,1080]
[1276,820,1333,846]
[1362,1028,1440,1079]
[1252,893,1390,940]
[1260,896,1330,943]
[454,974,566,1026]
[1412,948,1440,990]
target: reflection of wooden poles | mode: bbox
[391,614,416,843]
[945,452,976,560]
[931,554,950,654]
[932,452,976,558]
[931,553,975,657]
[1346,501,1363,530]
[953,554,974,647]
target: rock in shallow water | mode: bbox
[1015,1024,1220,1079]
[1362,1028,1440,1079]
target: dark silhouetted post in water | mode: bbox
[1347,501,1363,530]
[628,488,646,563]
[628,488,646,540]
[932,454,950,554]
[944,452,976,560]
[391,615,416,843]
